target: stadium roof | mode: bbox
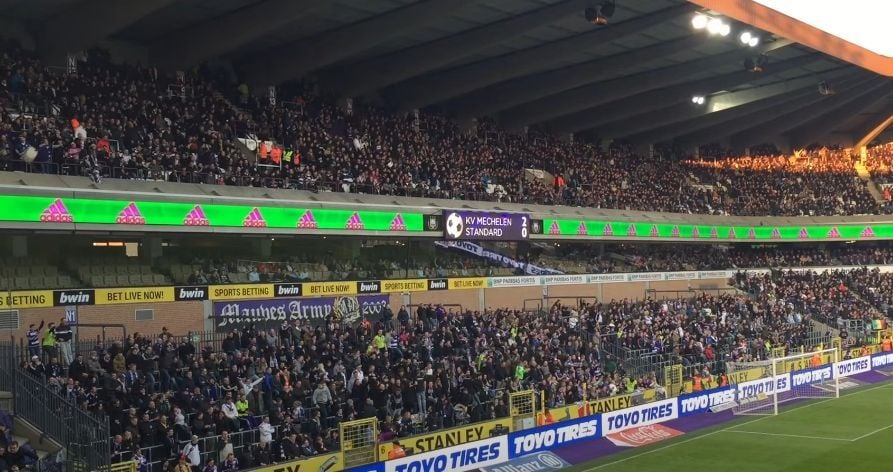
[5,0,891,148]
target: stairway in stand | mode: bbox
[0,405,62,468]
[855,161,886,203]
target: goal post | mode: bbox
[727,347,839,416]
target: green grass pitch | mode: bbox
[567,383,893,472]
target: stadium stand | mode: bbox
[3,41,893,218]
[10,259,891,470]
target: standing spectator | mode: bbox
[55,318,73,365]
[257,416,274,445]
[312,380,333,421]
[182,435,201,471]
[26,321,43,358]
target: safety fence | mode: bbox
[133,423,278,471]
[0,338,15,392]
[6,330,228,367]
[13,366,110,471]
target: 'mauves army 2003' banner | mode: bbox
[213,294,390,329]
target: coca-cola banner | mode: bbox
[213,294,390,330]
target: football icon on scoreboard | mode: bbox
[445,212,464,239]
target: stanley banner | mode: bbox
[378,418,512,458]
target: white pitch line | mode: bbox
[850,422,893,442]
[721,430,851,442]
[581,382,893,472]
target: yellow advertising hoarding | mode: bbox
[303,281,357,296]
[0,290,54,309]
[381,279,428,293]
[208,284,274,300]
[448,277,487,290]
[377,418,512,458]
[95,287,174,305]
[252,452,342,472]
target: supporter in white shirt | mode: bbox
[221,396,239,431]
[258,416,275,444]
[182,435,201,467]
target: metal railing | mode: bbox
[6,330,228,364]
[0,158,532,205]
[136,423,279,471]
[14,367,110,471]
[0,335,15,392]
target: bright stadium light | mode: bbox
[740,31,760,47]
[707,17,723,34]
[692,13,709,29]
[692,95,705,105]
[719,22,731,36]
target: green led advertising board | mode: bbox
[543,219,887,241]
[1,194,889,241]
[0,195,423,232]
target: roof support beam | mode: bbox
[449,35,709,119]
[790,82,893,147]
[855,113,893,149]
[732,78,892,148]
[151,0,325,71]
[389,3,698,111]
[39,0,176,62]
[498,40,792,129]
[628,88,817,144]
[620,67,859,143]
[241,0,476,86]
[548,53,822,133]
[323,0,591,97]
[672,73,872,148]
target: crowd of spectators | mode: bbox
[866,143,893,186]
[683,151,884,216]
[16,261,893,471]
[20,299,651,471]
[3,40,892,217]
[591,292,817,367]
[733,268,892,328]
[527,244,893,274]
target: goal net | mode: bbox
[727,348,839,415]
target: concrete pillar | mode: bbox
[142,237,163,261]
[633,143,652,158]
[11,236,27,258]
[458,116,477,136]
[255,239,272,259]
[337,97,354,116]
